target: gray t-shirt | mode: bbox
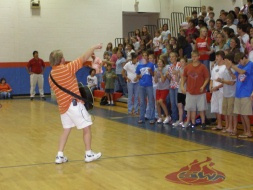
[155,67,170,90]
[116,57,126,74]
[222,68,236,98]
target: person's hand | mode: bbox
[157,67,163,72]
[148,68,152,73]
[94,43,103,50]
[211,86,218,93]
[172,70,178,75]
[126,78,131,83]
[133,77,138,82]
[181,88,186,94]
[200,86,204,93]
[216,78,222,83]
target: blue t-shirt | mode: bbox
[115,57,126,74]
[235,61,253,98]
[136,62,154,87]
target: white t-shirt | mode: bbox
[123,61,139,83]
[221,68,236,98]
[161,30,171,42]
[133,41,140,51]
[87,75,98,87]
[239,33,249,53]
[126,49,135,60]
[153,36,163,51]
[223,24,238,35]
[249,50,253,62]
[211,64,226,93]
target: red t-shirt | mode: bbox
[195,37,211,60]
[27,58,45,74]
[110,54,117,69]
[0,83,12,92]
[183,63,209,95]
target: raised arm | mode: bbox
[80,44,102,65]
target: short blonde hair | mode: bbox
[49,50,63,66]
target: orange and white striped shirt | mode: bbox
[49,58,90,114]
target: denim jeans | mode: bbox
[169,88,178,121]
[95,73,103,90]
[145,85,158,118]
[127,82,139,113]
[200,60,210,73]
[115,74,128,96]
[139,86,155,121]
[0,92,11,99]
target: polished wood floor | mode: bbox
[0,98,253,190]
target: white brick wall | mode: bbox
[0,0,245,62]
[0,0,123,62]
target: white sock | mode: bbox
[86,150,92,155]
[108,101,110,104]
[111,100,114,104]
[58,151,63,157]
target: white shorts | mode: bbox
[211,90,223,114]
[60,102,92,129]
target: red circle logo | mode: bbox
[165,157,225,185]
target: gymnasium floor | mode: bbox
[0,98,253,190]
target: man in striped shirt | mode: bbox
[49,44,102,164]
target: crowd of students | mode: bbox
[87,1,253,138]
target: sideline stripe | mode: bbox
[0,148,213,170]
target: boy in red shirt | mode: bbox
[181,51,210,129]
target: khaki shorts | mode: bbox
[185,93,207,111]
[234,97,252,116]
[222,97,235,115]
[61,102,92,129]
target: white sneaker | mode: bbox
[157,118,163,123]
[182,122,192,128]
[163,116,171,124]
[178,121,184,127]
[55,155,68,164]
[85,151,102,162]
[172,120,180,126]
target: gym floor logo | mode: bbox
[165,157,225,185]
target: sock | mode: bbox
[58,151,63,157]
[86,150,92,155]
[111,100,114,104]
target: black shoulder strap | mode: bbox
[49,74,86,102]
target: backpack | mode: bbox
[100,96,108,105]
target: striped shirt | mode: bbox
[49,58,90,114]
[168,62,181,89]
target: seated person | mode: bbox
[0,78,12,99]
[87,69,98,94]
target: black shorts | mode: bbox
[105,89,114,94]
[177,93,186,106]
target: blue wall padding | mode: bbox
[0,66,91,95]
